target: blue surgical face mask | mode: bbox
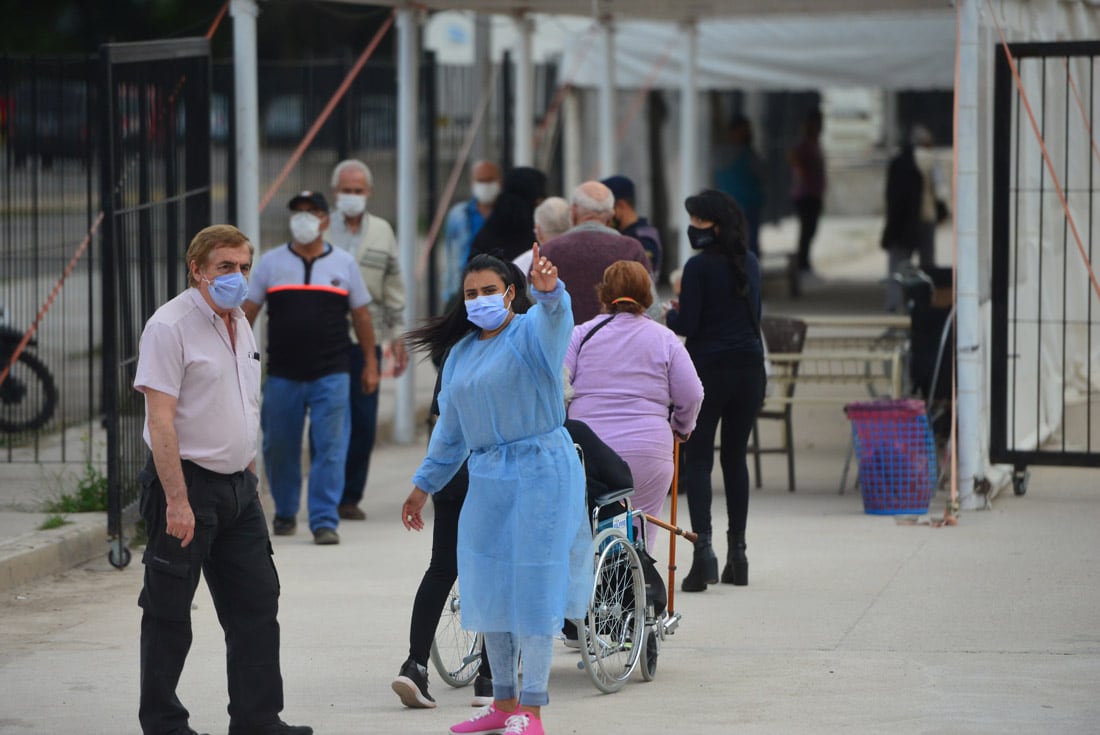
[203,272,250,310]
[465,292,511,331]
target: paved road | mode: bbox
[1,429,1098,734]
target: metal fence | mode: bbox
[0,54,103,464]
[990,40,1100,475]
[99,38,212,559]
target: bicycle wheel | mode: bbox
[429,582,482,688]
[0,349,58,433]
[579,529,645,693]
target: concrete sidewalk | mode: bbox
[1,216,1098,732]
[1,422,1097,733]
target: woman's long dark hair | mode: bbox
[468,166,548,262]
[684,189,750,295]
[405,253,532,364]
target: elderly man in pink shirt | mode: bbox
[133,225,311,735]
[565,260,703,548]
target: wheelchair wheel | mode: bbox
[639,627,659,682]
[429,582,482,688]
[579,529,645,693]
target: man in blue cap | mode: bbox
[601,174,662,277]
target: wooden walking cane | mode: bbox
[667,438,682,617]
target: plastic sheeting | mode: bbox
[560,11,957,91]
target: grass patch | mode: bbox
[39,514,70,530]
[44,462,108,514]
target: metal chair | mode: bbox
[751,316,808,492]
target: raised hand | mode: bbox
[528,241,559,293]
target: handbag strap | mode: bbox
[576,313,617,357]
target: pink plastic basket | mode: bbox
[845,399,937,515]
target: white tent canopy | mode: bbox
[560,11,957,91]
[233,0,1100,508]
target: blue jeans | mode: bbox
[262,372,349,532]
[483,632,553,707]
[342,345,381,506]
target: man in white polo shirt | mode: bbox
[133,225,311,735]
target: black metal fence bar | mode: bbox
[1,54,101,463]
[99,39,212,549]
[991,40,1100,469]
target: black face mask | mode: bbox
[687,225,717,250]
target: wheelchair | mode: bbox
[574,470,682,693]
[429,581,483,688]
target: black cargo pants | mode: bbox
[137,457,283,735]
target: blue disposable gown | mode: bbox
[413,282,592,637]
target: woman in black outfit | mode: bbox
[666,190,765,592]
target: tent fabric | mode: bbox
[560,11,958,91]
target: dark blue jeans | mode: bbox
[342,344,382,506]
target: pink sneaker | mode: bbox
[449,703,519,735]
[503,713,545,734]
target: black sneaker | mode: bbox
[272,516,296,536]
[391,657,437,709]
[471,675,493,707]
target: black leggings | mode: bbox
[795,196,823,271]
[407,462,491,679]
[682,356,765,537]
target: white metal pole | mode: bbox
[677,20,699,270]
[956,0,983,509]
[230,0,260,244]
[472,12,491,162]
[394,6,419,444]
[598,17,616,178]
[563,89,582,194]
[513,13,534,167]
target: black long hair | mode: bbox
[405,253,533,364]
[468,166,548,262]
[684,189,750,295]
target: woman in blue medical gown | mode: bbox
[402,246,590,735]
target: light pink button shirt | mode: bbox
[133,289,261,474]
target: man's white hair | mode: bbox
[571,181,614,218]
[331,159,373,189]
[534,197,571,241]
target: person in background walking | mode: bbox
[468,166,547,263]
[715,114,766,257]
[133,224,311,735]
[601,174,663,276]
[327,159,408,521]
[443,160,502,303]
[666,190,765,592]
[244,192,379,546]
[540,180,650,324]
[789,107,826,275]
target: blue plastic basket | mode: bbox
[845,399,937,515]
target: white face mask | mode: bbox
[290,212,322,244]
[472,181,500,205]
[335,193,367,217]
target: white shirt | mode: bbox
[133,289,261,474]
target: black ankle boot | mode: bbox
[720,531,748,586]
[681,532,718,592]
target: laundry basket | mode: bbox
[845,399,937,515]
